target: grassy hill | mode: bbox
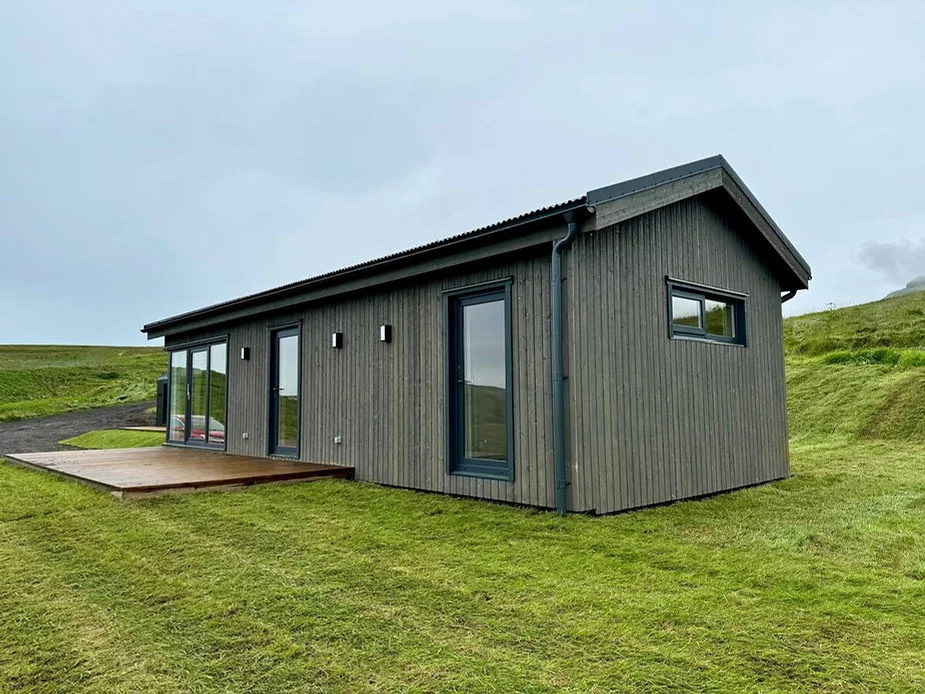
[0,345,165,422]
[785,292,925,355]
[784,292,925,442]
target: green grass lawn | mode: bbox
[0,345,164,422]
[1,436,924,693]
[60,430,166,449]
[3,299,925,691]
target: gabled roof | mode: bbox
[586,155,811,282]
[143,155,810,338]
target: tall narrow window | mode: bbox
[667,278,747,345]
[447,283,514,479]
[168,351,187,443]
[270,327,300,457]
[189,349,209,442]
[208,343,227,445]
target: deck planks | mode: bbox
[4,446,353,498]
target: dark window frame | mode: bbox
[666,277,748,346]
[206,343,228,447]
[165,339,229,451]
[444,280,515,481]
[268,323,302,459]
[166,349,188,446]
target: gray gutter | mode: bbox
[550,211,583,515]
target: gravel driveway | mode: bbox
[0,401,156,454]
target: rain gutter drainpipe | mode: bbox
[781,290,797,303]
[552,208,592,515]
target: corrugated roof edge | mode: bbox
[588,154,812,277]
[142,196,587,334]
[143,154,812,336]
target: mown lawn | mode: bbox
[61,429,166,449]
[2,437,924,693]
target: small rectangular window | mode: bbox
[667,278,746,345]
[672,294,702,329]
[704,299,735,338]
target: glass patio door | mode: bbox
[188,348,209,443]
[168,351,187,444]
[167,343,227,447]
[269,327,300,457]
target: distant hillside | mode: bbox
[4,298,925,444]
[0,345,165,421]
[785,292,925,355]
[886,275,925,299]
[784,293,925,442]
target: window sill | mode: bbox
[164,441,227,451]
[449,468,514,482]
[669,334,746,348]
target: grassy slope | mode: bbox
[2,297,925,691]
[785,292,925,355]
[61,430,166,449]
[786,292,925,442]
[0,345,164,422]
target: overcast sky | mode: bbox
[2,1,924,346]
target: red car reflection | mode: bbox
[169,415,225,443]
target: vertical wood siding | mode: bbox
[164,193,790,513]
[169,252,558,508]
[566,196,789,514]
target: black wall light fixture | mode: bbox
[331,332,343,349]
[379,325,392,343]
[240,347,250,361]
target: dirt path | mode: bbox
[0,401,156,454]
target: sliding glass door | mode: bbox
[167,351,187,443]
[167,342,227,448]
[189,348,209,443]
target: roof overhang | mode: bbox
[586,155,811,291]
[143,198,589,339]
[144,155,811,339]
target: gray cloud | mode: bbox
[857,240,925,286]
[2,1,925,342]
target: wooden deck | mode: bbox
[5,447,353,499]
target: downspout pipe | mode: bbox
[781,289,797,303]
[552,209,586,515]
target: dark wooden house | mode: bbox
[143,156,811,514]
